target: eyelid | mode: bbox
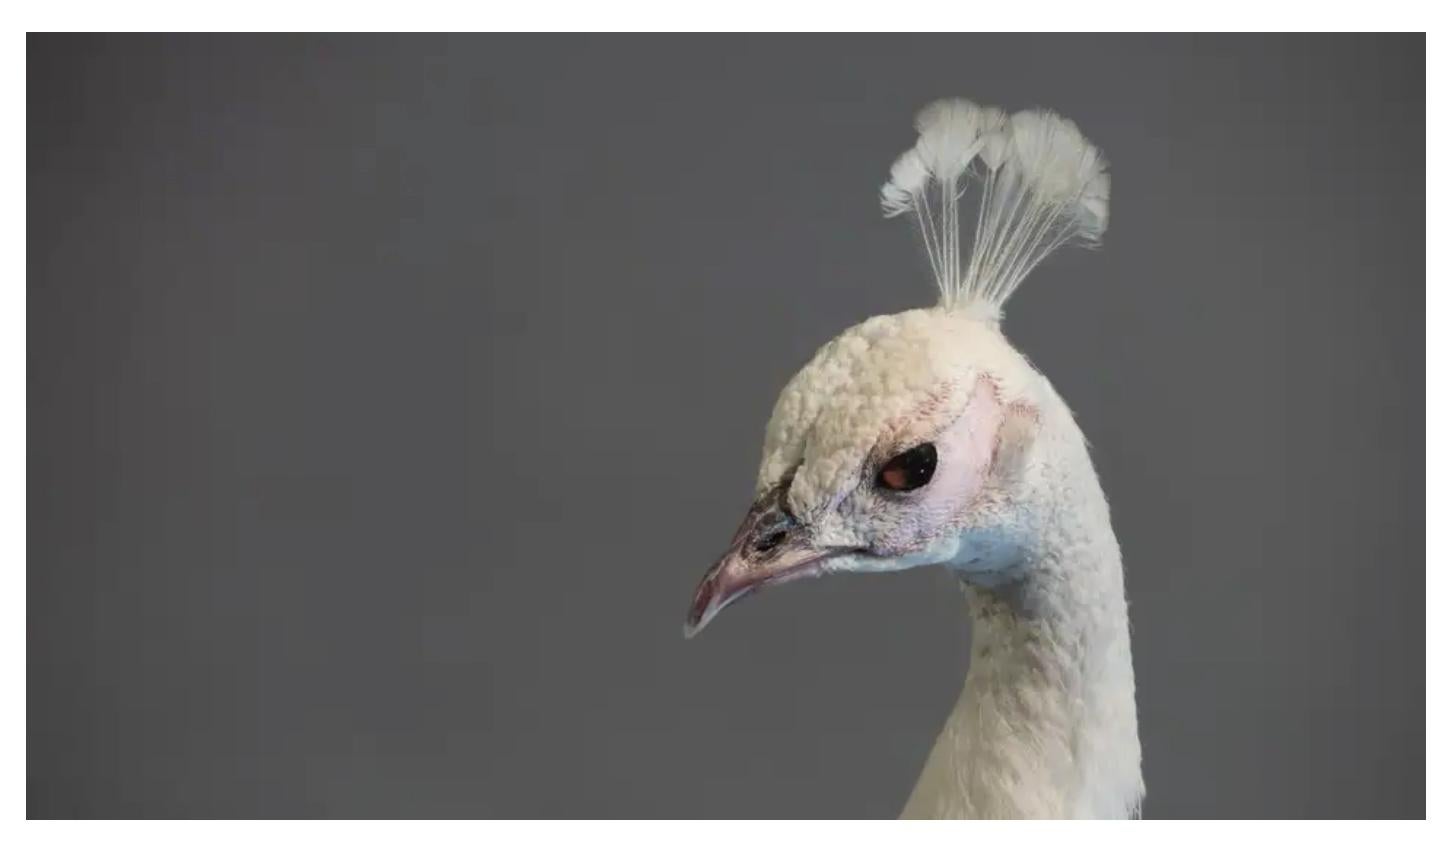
[865,404,967,474]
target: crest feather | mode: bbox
[879,98,1110,317]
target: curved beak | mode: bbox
[684,484,838,638]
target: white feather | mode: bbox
[880,98,1110,316]
[881,149,929,217]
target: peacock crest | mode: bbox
[880,98,1110,319]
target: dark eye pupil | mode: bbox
[877,443,937,492]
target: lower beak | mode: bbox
[684,486,835,638]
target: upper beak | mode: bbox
[684,484,838,638]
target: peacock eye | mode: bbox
[877,443,937,492]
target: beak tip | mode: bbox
[686,576,720,641]
[683,604,712,640]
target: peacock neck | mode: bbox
[899,435,1144,819]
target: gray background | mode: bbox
[28,35,1424,818]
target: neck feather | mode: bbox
[899,430,1144,819]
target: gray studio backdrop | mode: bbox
[28,35,1424,818]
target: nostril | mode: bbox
[753,530,788,554]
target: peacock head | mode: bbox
[685,99,1109,637]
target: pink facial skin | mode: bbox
[862,375,1009,558]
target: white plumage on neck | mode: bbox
[901,397,1143,819]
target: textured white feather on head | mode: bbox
[742,97,1112,574]
[685,98,1109,635]
[755,308,1048,568]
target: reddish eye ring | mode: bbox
[877,442,938,492]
